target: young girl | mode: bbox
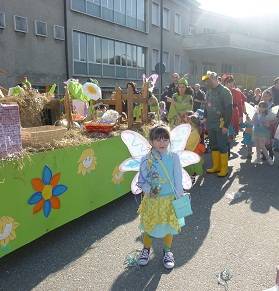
[137,125,185,269]
[241,113,253,159]
[252,101,275,165]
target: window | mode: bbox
[73,31,87,62]
[188,24,195,35]
[53,25,65,40]
[35,20,47,37]
[87,0,101,17]
[174,13,181,34]
[163,8,170,30]
[126,0,137,28]
[101,0,113,21]
[72,31,145,79]
[115,0,126,25]
[189,60,198,76]
[221,63,233,73]
[163,52,169,72]
[152,2,160,26]
[202,63,216,74]
[137,0,145,31]
[0,12,5,29]
[73,31,88,74]
[174,54,181,73]
[72,0,86,12]
[115,41,126,66]
[14,15,28,33]
[71,0,146,32]
[152,49,159,70]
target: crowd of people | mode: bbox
[133,71,279,270]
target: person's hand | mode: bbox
[222,127,228,135]
[166,97,172,102]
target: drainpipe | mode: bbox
[64,0,70,80]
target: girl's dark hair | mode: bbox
[176,85,193,95]
[149,125,170,141]
[126,82,137,93]
[258,101,268,115]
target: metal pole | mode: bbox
[159,0,163,99]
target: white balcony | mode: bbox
[183,32,279,56]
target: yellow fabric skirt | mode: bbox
[138,195,182,236]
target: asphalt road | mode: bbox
[1,140,279,291]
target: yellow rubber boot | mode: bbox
[206,151,221,173]
[218,153,228,177]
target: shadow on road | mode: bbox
[111,156,237,291]
[229,160,279,213]
[0,194,137,291]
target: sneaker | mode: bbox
[267,158,274,166]
[138,248,150,266]
[163,251,175,269]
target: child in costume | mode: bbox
[181,112,205,183]
[168,78,193,127]
[252,101,276,165]
[137,125,185,269]
[159,101,167,122]
[240,113,253,159]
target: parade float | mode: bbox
[0,78,153,259]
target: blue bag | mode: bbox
[157,157,193,219]
[172,194,192,219]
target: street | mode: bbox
[1,140,279,291]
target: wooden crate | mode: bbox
[21,125,67,146]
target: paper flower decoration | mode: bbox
[112,166,124,184]
[0,216,19,247]
[65,79,89,102]
[99,110,119,124]
[119,124,200,194]
[28,165,68,218]
[77,148,97,175]
[8,86,25,96]
[83,82,102,101]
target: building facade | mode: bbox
[0,0,279,96]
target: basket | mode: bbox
[21,125,67,146]
[84,122,115,133]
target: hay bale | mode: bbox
[0,90,50,127]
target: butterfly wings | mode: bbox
[142,74,158,93]
[119,130,151,172]
[119,124,200,194]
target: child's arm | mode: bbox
[138,157,151,194]
[172,153,184,197]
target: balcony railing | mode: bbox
[183,32,279,56]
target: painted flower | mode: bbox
[28,165,68,218]
[0,216,19,247]
[112,166,124,184]
[77,148,97,176]
[83,82,102,101]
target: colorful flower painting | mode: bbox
[28,165,68,218]
[0,216,19,247]
[77,148,97,175]
[112,166,124,184]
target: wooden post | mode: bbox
[64,87,73,129]
[114,86,123,114]
[127,91,134,129]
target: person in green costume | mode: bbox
[202,71,232,177]
[148,91,160,120]
[167,78,193,127]
[21,76,32,90]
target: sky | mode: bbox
[198,0,279,18]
